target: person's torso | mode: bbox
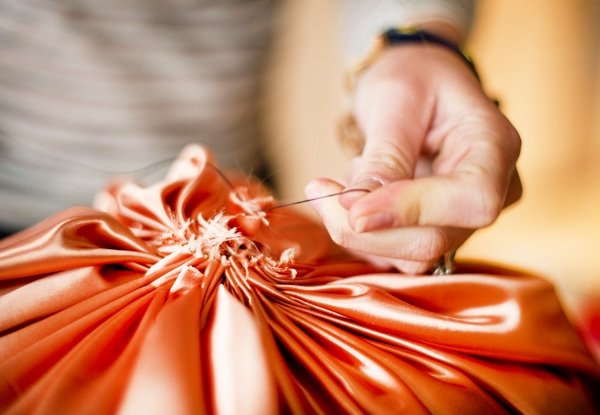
[0,0,276,231]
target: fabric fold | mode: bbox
[1,144,598,414]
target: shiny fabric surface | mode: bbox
[1,145,599,414]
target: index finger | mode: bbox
[346,110,522,231]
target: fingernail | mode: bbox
[353,212,393,233]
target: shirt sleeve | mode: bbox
[338,0,475,65]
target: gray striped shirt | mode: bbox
[0,0,276,230]
[0,0,472,231]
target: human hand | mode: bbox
[306,39,522,274]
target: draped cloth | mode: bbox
[1,145,599,414]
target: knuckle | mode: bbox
[361,149,413,183]
[388,149,412,175]
[403,228,449,261]
[460,165,504,228]
[503,124,522,162]
[493,115,522,162]
[508,124,522,148]
[473,184,503,227]
[427,228,450,260]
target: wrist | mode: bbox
[410,20,465,45]
[345,25,479,92]
[383,27,478,81]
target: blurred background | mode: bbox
[263,0,600,305]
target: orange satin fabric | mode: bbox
[1,145,599,414]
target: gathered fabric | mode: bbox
[1,145,599,414]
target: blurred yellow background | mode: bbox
[263,0,600,300]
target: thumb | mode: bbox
[339,81,430,209]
